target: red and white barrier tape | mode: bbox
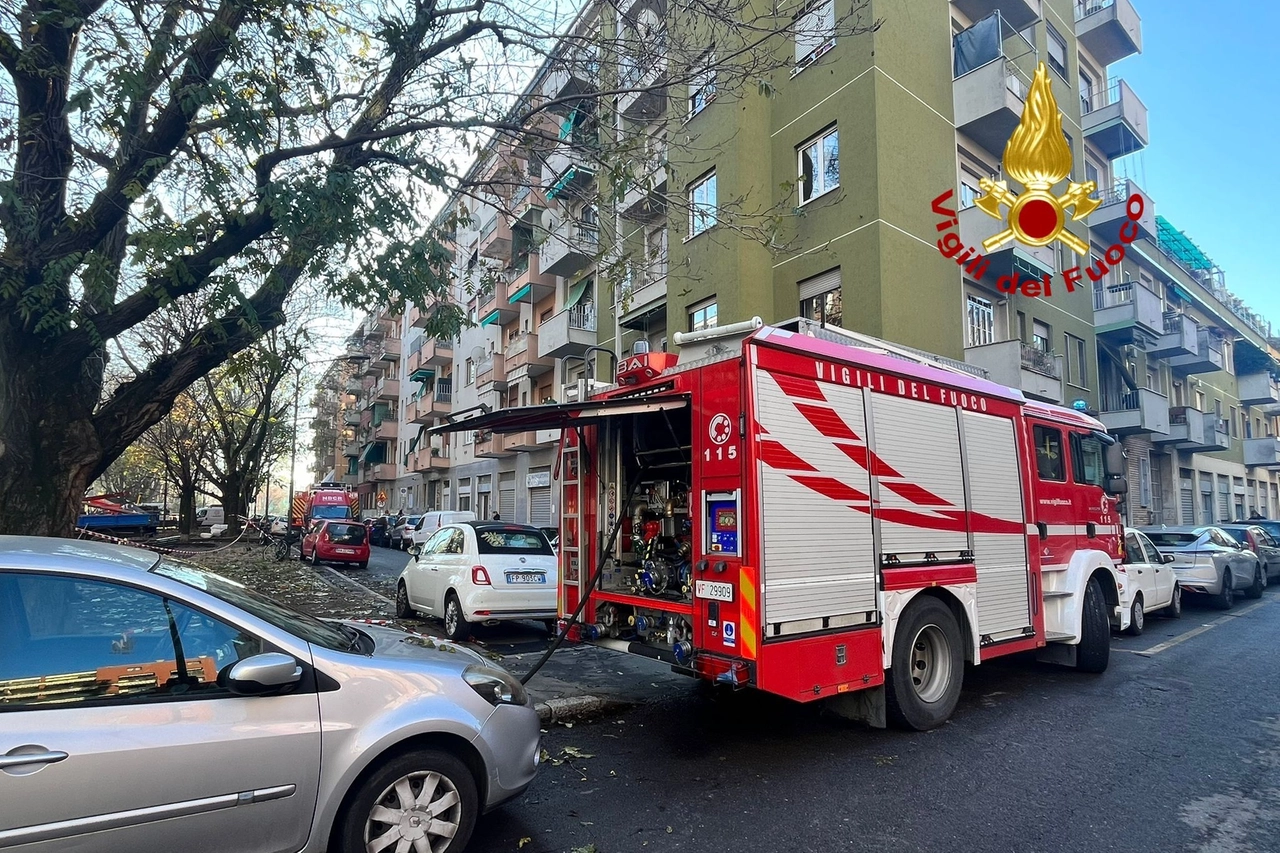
[75,521,257,557]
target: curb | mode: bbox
[533,694,630,724]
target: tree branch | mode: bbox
[0,29,19,76]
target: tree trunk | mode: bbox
[222,475,244,536]
[0,341,103,536]
[178,483,197,539]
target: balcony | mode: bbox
[475,430,515,458]
[952,0,1042,31]
[341,473,359,486]
[540,218,599,278]
[1090,179,1156,244]
[376,337,401,364]
[1099,388,1170,436]
[361,354,382,377]
[957,205,1054,280]
[504,431,554,453]
[1154,407,1207,446]
[1239,372,1280,408]
[409,299,445,329]
[360,409,373,430]
[372,463,397,480]
[1245,438,1280,468]
[619,273,668,331]
[478,211,512,261]
[406,398,430,424]
[952,17,1037,157]
[375,378,400,401]
[1074,0,1141,67]
[963,339,1062,404]
[505,253,556,305]
[544,153,596,202]
[374,419,398,441]
[1169,328,1225,375]
[539,303,598,359]
[478,280,518,328]
[410,446,452,474]
[1093,280,1163,344]
[343,442,361,457]
[618,56,667,120]
[1150,313,1199,359]
[505,332,556,382]
[1082,79,1148,160]
[543,51,598,104]
[429,382,452,415]
[509,183,545,226]
[343,410,361,427]
[1185,412,1230,452]
[476,354,508,393]
[620,162,667,223]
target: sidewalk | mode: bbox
[191,546,691,721]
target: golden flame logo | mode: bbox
[974,62,1099,255]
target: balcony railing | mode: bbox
[1074,0,1115,20]
[1020,344,1060,378]
[569,302,597,331]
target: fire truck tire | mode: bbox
[336,748,478,853]
[443,593,470,641]
[1075,577,1110,673]
[885,596,963,731]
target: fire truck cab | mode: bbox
[435,318,1128,730]
[290,482,360,533]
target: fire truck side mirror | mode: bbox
[1103,441,1126,478]
[1104,475,1128,496]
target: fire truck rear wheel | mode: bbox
[1075,577,1110,673]
[886,596,963,731]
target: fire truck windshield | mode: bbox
[311,505,351,520]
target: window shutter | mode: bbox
[798,267,841,302]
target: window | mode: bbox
[465,358,476,386]
[1046,23,1067,78]
[795,0,835,67]
[689,298,718,332]
[1071,433,1106,488]
[689,171,717,237]
[689,65,716,117]
[1032,320,1051,353]
[798,126,839,203]
[1076,337,1088,386]
[1138,455,1151,507]
[1034,425,1065,481]
[967,294,995,347]
[1,573,264,708]
[476,527,555,555]
[1079,68,1094,114]
[800,269,841,327]
[1230,406,1239,437]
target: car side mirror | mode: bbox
[223,652,302,696]
[1163,554,1175,563]
[407,543,422,558]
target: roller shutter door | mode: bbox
[529,488,552,526]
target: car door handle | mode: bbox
[0,750,69,770]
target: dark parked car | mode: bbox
[365,515,391,548]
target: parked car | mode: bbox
[270,515,288,536]
[392,515,422,550]
[1119,527,1182,635]
[1220,524,1280,583]
[1139,525,1263,609]
[365,515,391,548]
[0,536,540,853]
[301,519,370,570]
[412,510,478,548]
[539,526,560,552]
[398,522,557,640]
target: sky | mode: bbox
[1110,0,1280,326]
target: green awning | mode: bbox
[547,167,576,200]
[566,277,591,308]
[510,283,532,303]
[480,310,501,327]
[408,435,420,453]
[410,367,434,382]
[359,443,377,463]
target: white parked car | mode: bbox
[397,522,557,640]
[411,510,477,548]
[1118,528,1182,636]
[390,515,421,550]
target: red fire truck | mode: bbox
[438,318,1130,730]
[290,482,360,533]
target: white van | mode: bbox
[194,506,226,527]
[412,511,477,547]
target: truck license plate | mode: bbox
[506,571,545,584]
[695,580,734,602]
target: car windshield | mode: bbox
[475,526,554,555]
[312,505,351,520]
[153,558,352,650]
[1220,528,1249,545]
[1143,531,1201,547]
[405,516,421,526]
[326,523,366,544]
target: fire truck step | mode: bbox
[1044,631,1075,642]
[1042,590,1074,599]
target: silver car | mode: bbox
[1139,525,1263,610]
[0,536,540,853]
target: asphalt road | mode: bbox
[467,593,1280,853]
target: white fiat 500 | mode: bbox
[398,522,558,640]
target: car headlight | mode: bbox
[462,664,528,706]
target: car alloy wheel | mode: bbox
[364,769,464,852]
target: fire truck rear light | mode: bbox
[472,566,492,585]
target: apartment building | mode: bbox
[310,0,1280,530]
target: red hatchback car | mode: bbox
[301,519,370,569]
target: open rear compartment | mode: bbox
[561,402,700,668]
